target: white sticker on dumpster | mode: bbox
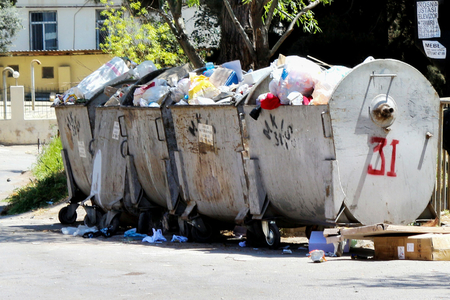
[198,123,214,146]
[112,121,120,140]
[417,1,440,39]
[78,140,87,158]
[398,246,405,259]
[423,40,446,59]
[407,243,414,252]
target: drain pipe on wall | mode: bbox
[31,59,41,111]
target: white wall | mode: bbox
[11,0,122,51]
[0,86,57,145]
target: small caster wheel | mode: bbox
[84,209,103,228]
[58,206,77,224]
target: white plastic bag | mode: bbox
[270,56,322,104]
[76,57,129,100]
[188,96,216,105]
[142,228,167,243]
[133,79,170,106]
[63,87,84,104]
[171,235,188,243]
[170,78,190,102]
[62,225,98,236]
[134,60,157,78]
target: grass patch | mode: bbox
[3,137,67,215]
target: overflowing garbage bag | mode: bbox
[53,57,158,105]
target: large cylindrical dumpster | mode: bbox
[118,66,191,234]
[243,59,439,227]
[55,73,138,226]
[55,105,94,224]
[170,105,252,240]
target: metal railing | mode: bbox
[0,88,11,120]
[436,98,450,225]
[0,86,56,120]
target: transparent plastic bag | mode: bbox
[134,60,157,78]
[170,78,190,102]
[270,56,322,104]
[309,249,327,263]
[311,66,351,105]
[76,57,129,100]
[133,79,170,106]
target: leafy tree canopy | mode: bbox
[99,0,187,68]
[0,0,23,53]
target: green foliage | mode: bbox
[243,0,331,34]
[32,136,64,180]
[0,0,23,52]
[4,137,67,215]
[99,0,187,67]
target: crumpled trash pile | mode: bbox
[61,225,188,244]
[53,57,157,105]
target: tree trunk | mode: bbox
[216,0,253,70]
[166,0,205,68]
[250,1,271,69]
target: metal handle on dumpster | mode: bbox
[118,115,127,137]
[155,117,165,141]
[120,139,128,158]
[321,112,332,138]
[88,139,95,156]
[370,73,397,78]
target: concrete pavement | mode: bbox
[0,144,39,213]
[1,203,450,300]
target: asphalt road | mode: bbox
[1,203,450,300]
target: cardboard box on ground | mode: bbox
[374,234,450,261]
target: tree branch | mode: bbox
[264,0,279,31]
[269,0,321,57]
[148,7,179,37]
[223,0,257,61]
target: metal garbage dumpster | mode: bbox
[118,66,189,234]
[242,58,439,228]
[55,73,138,226]
[170,104,257,242]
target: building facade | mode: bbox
[1,0,122,96]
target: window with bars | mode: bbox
[96,10,109,50]
[30,11,58,50]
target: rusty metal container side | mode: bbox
[243,105,339,226]
[117,66,192,212]
[328,59,439,225]
[55,105,93,196]
[171,105,249,223]
[120,107,174,210]
[243,58,439,226]
[90,106,127,212]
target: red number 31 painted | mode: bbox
[367,137,399,177]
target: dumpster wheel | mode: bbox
[58,206,77,224]
[265,222,281,249]
[247,221,280,249]
[84,209,103,228]
[99,213,121,235]
[191,222,214,243]
[137,211,151,235]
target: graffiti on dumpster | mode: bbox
[187,113,216,151]
[367,137,399,177]
[263,114,295,150]
[66,111,81,137]
[188,113,216,137]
